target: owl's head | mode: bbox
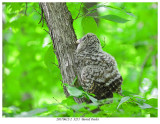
[76,33,101,53]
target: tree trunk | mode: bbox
[40,2,84,103]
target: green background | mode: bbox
[2,2,158,117]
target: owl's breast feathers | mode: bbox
[76,52,123,100]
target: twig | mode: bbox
[38,4,44,27]
[51,62,59,67]
[152,55,157,70]
[138,47,153,92]
[102,37,106,48]
[73,3,98,20]
[60,79,63,87]
[33,8,44,19]
[43,29,50,34]
[52,96,76,112]
[25,2,28,16]
[52,96,60,104]
[33,8,46,26]
[74,3,83,20]
[33,8,46,25]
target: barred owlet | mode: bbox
[75,33,123,100]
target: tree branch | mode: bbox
[40,2,85,103]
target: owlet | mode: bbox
[75,33,123,100]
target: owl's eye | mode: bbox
[82,37,86,41]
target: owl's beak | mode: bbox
[76,39,80,44]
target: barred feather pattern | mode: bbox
[75,33,123,100]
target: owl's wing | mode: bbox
[80,53,123,99]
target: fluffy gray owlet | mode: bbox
[75,33,123,100]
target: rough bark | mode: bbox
[40,2,84,103]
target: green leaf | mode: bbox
[66,2,82,19]
[63,83,69,87]
[44,45,55,71]
[71,103,86,111]
[126,12,135,17]
[137,103,152,109]
[122,90,135,96]
[15,108,47,117]
[71,76,77,85]
[98,15,129,23]
[145,98,158,108]
[87,4,135,18]
[135,98,146,104]
[61,96,77,106]
[100,103,117,114]
[6,3,25,13]
[104,5,122,11]
[117,96,130,109]
[87,4,121,12]
[102,5,135,17]
[81,16,97,34]
[86,93,97,103]
[67,86,83,97]
[88,93,96,97]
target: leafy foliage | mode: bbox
[81,16,98,34]
[3,91,157,117]
[2,2,158,117]
[97,15,129,23]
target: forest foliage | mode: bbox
[2,2,158,117]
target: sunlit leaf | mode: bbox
[98,15,129,23]
[86,103,98,111]
[117,96,130,109]
[86,4,135,18]
[86,93,97,103]
[137,103,152,109]
[71,76,77,85]
[81,16,97,34]
[145,98,158,108]
[63,83,69,87]
[61,96,77,106]
[44,45,56,71]
[6,3,25,13]
[15,108,47,117]
[71,103,86,111]
[67,86,83,97]
[135,98,146,104]
[122,90,135,96]
[126,12,135,17]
